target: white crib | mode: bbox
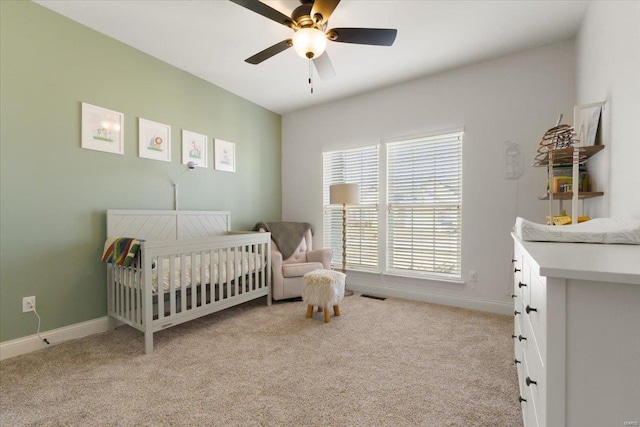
[106,210,271,354]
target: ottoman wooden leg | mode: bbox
[333,305,340,316]
[306,305,313,318]
[324,306,330,323]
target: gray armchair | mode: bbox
[256,223,333,300]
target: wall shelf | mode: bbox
[538,191,604,201]
[532,144,604,167]
[535,102,606,223]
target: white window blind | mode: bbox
[323,145,379,272]
[386,132,462,279]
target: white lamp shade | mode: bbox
[330,183,360,205]
[292,28,327,59]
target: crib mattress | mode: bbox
[115,251,264,293]
[514,217,640,244]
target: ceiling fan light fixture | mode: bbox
[292,27,327,59]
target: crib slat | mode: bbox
[248,246,254,291]
[209,249,220,303]
[114,266,119,316]
[133,265,142,323]
[267,240,272,303]
[234,246,239,296]
[169,255,176,316]
[257,243,263,290]
[119,266,124,315]
[129,266,135,321]
[191,252,197,309]
[180,253,187,314]
[125,267,130,321]
[263,243,267,290]
[241,245,247,293]
[137,267,142,324]
[199,251,206,306]
[218,248,224,300]
[255,244,261,290]
[157,256,164,320]
[225,247,230,298]
[126,266,132,321]
[130,266,135,322]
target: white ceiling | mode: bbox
[35,0,589,115]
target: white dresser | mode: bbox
[512,234,640,427]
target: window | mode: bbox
[386,132,463,279]
[322,131,462,281]
[323,145,379,272]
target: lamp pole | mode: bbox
[342,202,347,275]
[330,183,359,297]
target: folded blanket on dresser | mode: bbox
[102,237,143,266]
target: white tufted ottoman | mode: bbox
[302,270,346,323]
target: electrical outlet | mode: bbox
[22,296,35,313]
[469,270,478,282]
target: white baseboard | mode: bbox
[1,282,512,360]
[0,316,110,361]
[348,282,514,316]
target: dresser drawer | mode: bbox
[522,352,540,427]
[522,314,546,427]
[526,269,547,362]
[514,320,524,396]
[513,250,526,317]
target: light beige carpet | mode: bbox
[0,295,523,426]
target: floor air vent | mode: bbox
[361,294,386,301]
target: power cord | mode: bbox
[27,301,50,345]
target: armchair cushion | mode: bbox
[306,248,333,268]
[282,262,324,278]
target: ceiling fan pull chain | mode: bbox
[309,58,314,94]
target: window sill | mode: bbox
[342,267,464,285]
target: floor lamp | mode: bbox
[330,183,360,296]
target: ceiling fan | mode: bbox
[229,0,397,83]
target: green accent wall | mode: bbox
[0,1,282,342]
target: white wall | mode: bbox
[576,1,640,219]
[282,41,576,314]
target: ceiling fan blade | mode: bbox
[229,0,293,28]
[310,0,340,24]
[313,53,336,80]
[327,28,397,46]
[245,39,292,64]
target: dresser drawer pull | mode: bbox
[526,305,538,314]
[518,281,527,288]
[514,268,521,273]
[511,334,517,339]
[514,358,521,365]
[514,310,521,316]
[511,293,517,299]
[518,335,527,342]
[519,396,527,403]
[526,376,537,386]
[511,259,517,263]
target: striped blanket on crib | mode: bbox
[102,237,143,266]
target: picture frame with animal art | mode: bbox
[81,102,124,155]
[139,118,171,162]
[182,130,208,168]
[214,139,236,173]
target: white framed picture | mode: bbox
[81,102,124,155]
[214,139,236,172]
[182,130,208,168]
[574,102,604,146]
[139,118,171,162]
